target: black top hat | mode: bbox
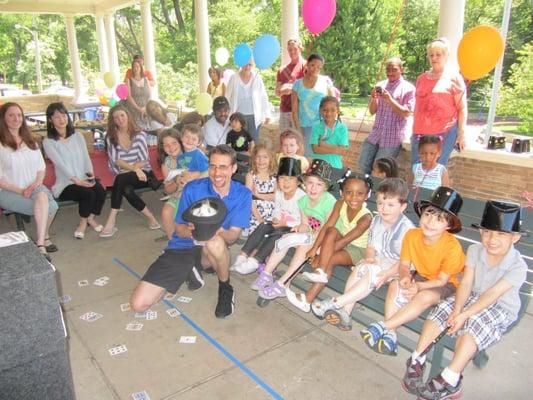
[303,159,333,186]
[212,96,230,111]
[278,157,301,177]
[182,197,227,241]
[472,200,525,235]
[414,186,463,233]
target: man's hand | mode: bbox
[23,181,40,198]
[447,311,468,334]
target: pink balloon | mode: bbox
[302,0,337,34]
[116,83,129,100]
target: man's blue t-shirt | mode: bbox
[167,177,252,249]
[177,148,208,172]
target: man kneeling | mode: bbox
[130,145,252,318]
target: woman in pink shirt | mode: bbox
[411,38,467,166]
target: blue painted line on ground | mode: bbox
[112,257,284,400]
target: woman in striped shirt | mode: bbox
[99,105,160,237]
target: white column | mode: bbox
[194,0,211,93]
[104,13,120,82]
[281,0,299,65]
[65,14,83,100]
[95,14,109,75]
[139,0,158,99]
[438,0,465,70]
[484,0,512,143]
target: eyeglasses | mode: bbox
[209,164,232,172]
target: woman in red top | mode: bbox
[411,38,467,167]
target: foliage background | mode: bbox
[0,0,531,128]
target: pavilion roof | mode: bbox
[0,0,134,15]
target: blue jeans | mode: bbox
[302,126,314,157]
[358,139,401,175]
[410,124,458,166]
[243,114,260,142]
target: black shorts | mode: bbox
[141,247,201,294]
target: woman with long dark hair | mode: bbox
[0,102,58,260]
[43,102,106,239]
[99,104,160,237]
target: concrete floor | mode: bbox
[2,190,531,400]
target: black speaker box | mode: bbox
[0,241,76,399]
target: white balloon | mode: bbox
[215,47,230,66]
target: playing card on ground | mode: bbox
[145,310,157,320]
[93,276,110,287]
[163,292,176,300]
[79,311,103,322]
[120,303,131,312]
[126,322,143,331]
[179,336,197,344]
[134,311,147,319]
[78,280,89,287]
[108,344,128,356]
[131,390,151,400]
[59,295,71,304]
[177,296,192,303]
[166,308,180,318]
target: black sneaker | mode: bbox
[215,283,235,318]
[186,266,205,292]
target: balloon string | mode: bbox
[354,0,408,139]
[305,34,317,58]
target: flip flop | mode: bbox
[44,238,58,253]
[37,245,51,262]
[149,222,161,230]
[74,231,85,239]
[99,227,118,238]
[91,224,103,233]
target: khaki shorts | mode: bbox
[344,244,365,265]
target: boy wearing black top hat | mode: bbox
[361,186,466,356]
[403,200,527,400]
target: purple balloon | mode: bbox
[302,0,337,34]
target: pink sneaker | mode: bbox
[251,270,273,291]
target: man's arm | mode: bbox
[381,90,412,118]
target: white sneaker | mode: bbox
[302,267,329,283]
[235,258,259,275]
[230,255,247,272]
[286,288,311,313]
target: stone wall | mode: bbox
[260,122,532,204]
[1,94,77,112]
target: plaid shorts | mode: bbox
[428,293,511,351]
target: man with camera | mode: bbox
[358,57,415,175]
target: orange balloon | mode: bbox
[458,25,504,80]
[98,95,109,106]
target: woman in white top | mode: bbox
[225,60,271,142]
[43,102,106,239]
[0,102,58,261]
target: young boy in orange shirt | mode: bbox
[361,186,465,356]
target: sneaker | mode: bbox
[257,262,266,275]
[360,322,385,349]
[251,271,273,291]
[302,267,329,283]
[286,288,311,313]
[186,266,205,292]
[417,374,463,400]
[230,254,247,272]
[324,307,352,331]
[311,298,336,319]
[215,283,235,318]
[376,330,398,356]
[235,258,259,275]
[401,357,426,395]
[258,281,286,300]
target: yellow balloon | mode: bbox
[458,25,504,81]
[196,92,213,115]
[103,72,116,89]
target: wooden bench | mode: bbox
[284,175,532,377]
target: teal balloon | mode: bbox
[108,98,117,107]
[233,43,252,67]
[253,34,281,69]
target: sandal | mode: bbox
[74,230,85,239]
[286,289,311,313]
[99,227,118,238]
[91,224,103,233]
[37,245,51,262]
[149,222,161,230]
[44,238,58,253]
